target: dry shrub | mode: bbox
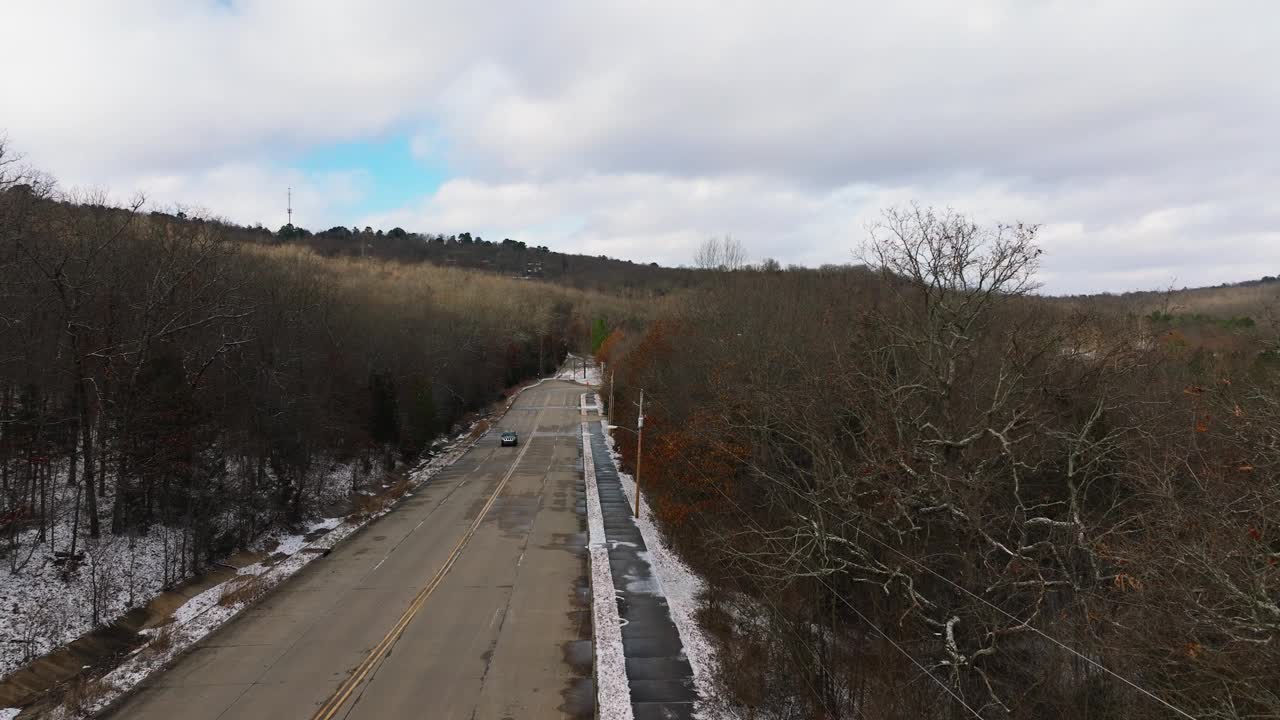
[383,473,411,500]
[62,674,116,718]
[348,492,388,519]
[696,599,770,708]
[348,473,412,520]
[143,623,176,656]
[218,575,266,608]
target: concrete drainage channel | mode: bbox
[581,393,698,720]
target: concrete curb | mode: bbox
[582,408,633,720]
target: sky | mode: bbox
[3,1,1277,294]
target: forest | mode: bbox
[0,142,650,671]
[602,208,1280,719]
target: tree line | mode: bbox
[602,206,1279,719]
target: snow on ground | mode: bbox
[42,515,371,719]
[581,418,633,720]
[0,457,360,681]
[265,518,342,558]
[557,354,603,386]
[0,506,177,677]
[603,417,738,720]
[169,582,225,626]
[0,708,19,719]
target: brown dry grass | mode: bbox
[348,492,387,519]
[143,623,176,656]
[239,243,663,338]
[348,473,412,520]
[1060,281,1280,328]
[217,575,267,608]
[382,474,411,502]
[61,674,115,718]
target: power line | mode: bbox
[617,409,984,718]
[692,512,844,718]
[852,524,1198,720]
[670,438,977,717]
[643,396,1197,720]
[594,405,839,716]
[600,424,841,719]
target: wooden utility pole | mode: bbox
[633,389,645,519]
[608,371,615,425]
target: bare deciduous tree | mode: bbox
[694,235,749,271]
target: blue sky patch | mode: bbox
[293,134,447,221]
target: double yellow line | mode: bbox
[311,420,538,720]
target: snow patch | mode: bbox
[309,518,342,533]
[0,513,176,678]
[622,551,664,595]
[558,354,603,386]
[171,583,226,626]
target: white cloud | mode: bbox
[364,171,1280,294]
[3,1,1278,292]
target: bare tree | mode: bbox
[694,235,749,272]
[693,236,720,270]
[720,235,747,271]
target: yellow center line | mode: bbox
[311,407,543,720]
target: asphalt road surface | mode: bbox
[106,380,594,720]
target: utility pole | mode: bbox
[287,187,293,227]
[608,370,615,426]
[633,388,645,519]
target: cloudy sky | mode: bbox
[4,1,1277,293]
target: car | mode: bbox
[500,431,518,447]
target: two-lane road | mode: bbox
[108,380,593,720]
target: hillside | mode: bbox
[1078,277,1280,329]
[189,214,706,296]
